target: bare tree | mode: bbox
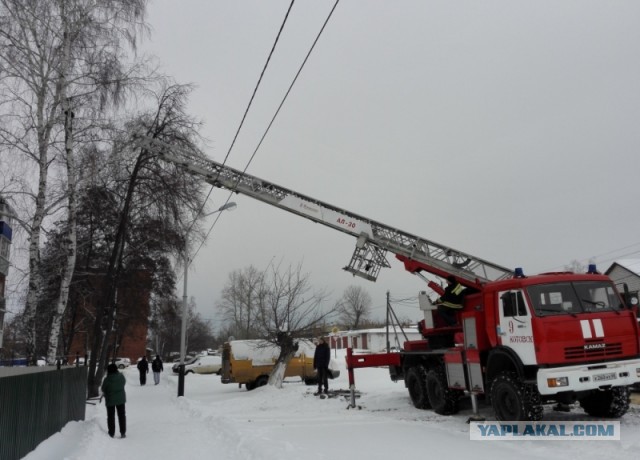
[218,262,336,389]
[186,309,215,355]
[0,0,63,362]
[564,259,589,273]
[148,296,213,359]
[85,83,210,397]
[149,297,181,359]
[217,266,267,340]
[46,0,153,366]
[0,0,149,364]
[336,285,372,330]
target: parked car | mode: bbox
[172,355,222,375]
[113,357,131,369]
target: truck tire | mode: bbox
[255,375,269,388]
[579,387,630,418]
[245,381,256,391]
[406,365,431,409]
[425,368,461,415]
[490,372,543,421]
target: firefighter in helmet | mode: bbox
[435,275,465,326]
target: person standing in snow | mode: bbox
[151,355,163,385]
[137,356,149,385]
[313,337,331,395]
[101,363,127,438]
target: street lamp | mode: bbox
[178,201,237,397]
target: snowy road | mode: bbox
[24,355,640,460]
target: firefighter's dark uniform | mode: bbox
[436,276,465,326]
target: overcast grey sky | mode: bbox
[141,0,640,325]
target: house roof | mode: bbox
[333,327,420,336]
[606,259,640,276]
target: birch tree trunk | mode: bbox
[46,5,79,366]
[268,350,296,389]
[23,160,48,365]
[17,1,65,363]
[47,107,77,364]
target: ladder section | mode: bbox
[143,138,513,286]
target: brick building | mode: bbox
[66,269,151,364]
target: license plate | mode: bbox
[593,372,616,382]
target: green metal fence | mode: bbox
[0,366,87,460]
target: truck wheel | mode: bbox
[406,365,431,409]
[490,372,543,421]
[255,375,269,388]
[425,368,461,415]
[579,387,630,418]
[245,381,256,391]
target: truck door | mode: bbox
[497,290,536,365]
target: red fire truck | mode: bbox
[347,258,640,420]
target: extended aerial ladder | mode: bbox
[140,137,513,290]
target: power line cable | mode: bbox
[196,0,341,259]
[219,0,297,167]
[591,249,640,267]
[186,1,298,266]
[545,241,640,273]
[232,0,341,177]
[588,241,640,261]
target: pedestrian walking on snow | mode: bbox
[151,355,163,385]
[101,363,126,438]
[137,356,149,385]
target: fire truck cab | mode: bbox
[395,262,640,421]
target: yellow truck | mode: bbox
[221,339,339,390]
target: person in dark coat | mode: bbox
[151,355,163,385]
[101,363,126,438]
[313,337,331,395]
[435,275,466,326]
[137,356,149,385]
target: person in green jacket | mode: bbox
[101,363,127,438]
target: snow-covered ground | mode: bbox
[25,350,640,460]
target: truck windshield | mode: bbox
[526,281,622,317]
